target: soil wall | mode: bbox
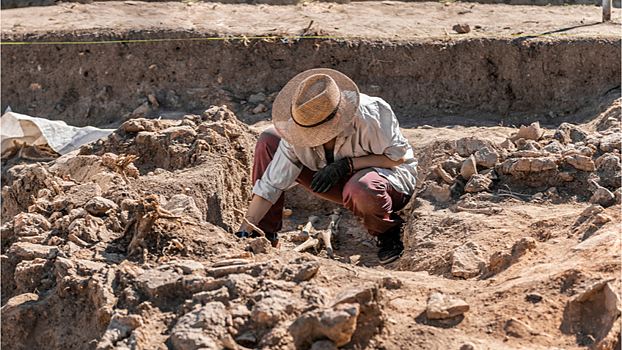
[1,33,620,127]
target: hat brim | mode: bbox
[272,68,360,148]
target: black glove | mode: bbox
[310,157,352,193]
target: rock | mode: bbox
[526,293,543,303]
[581,203,605,216]
[251,297,291,327]
[460,155,477,181]
[421,182,452,202]
[0,293,39,314]
[474,147,499,168]
[193,286,230,306]
[331,282,379,307]
[499,139,516,151]
[455,137,488,157]
[224,273,258,299]
[96,312,143,350]
[506,317,537,338]
[490,237,536,273]
[496,157,559,174]
[595,153,621,188]
[14,258,48,291]
[85,196,119,216]
[182,275,225,295]
[594,213,612,224]
[248,237,271,254]
[573,228,619,251]
[253,104,267,114]
[544,140,563,154]
[600,132,621,152]
[289,303,360,349]
[460,342,477,350]
[451,242,485,279]
[8,242,58,260]
[553,123,587,145]
[441,154,466,174]
[68,217,103,243]
[129,102,151,119]
[13,213,51,236]
[464,174,492,193]
[65,182,103,208]
[159,260,205,274]
[311,340,339,350]
[162,194,203,222]
[515,138,542,151]
[135,269,182,299]
[562,145,595,158]
[292,261,320,281]
[452,23,470,33]
[382,276,403,289]
[489,251,513,274]
[426,292,470,319]
[513,150,549,158]
[248,92,266,103]
[590,187,616,207]
[512,237,537,254]
[560,281,621,346]
[508,122,544,142]
[616,188,622,204]
[163,126,197,144]
[170,302,228,350]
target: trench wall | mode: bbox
[1,33,620,127]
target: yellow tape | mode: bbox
[1,32,619,45]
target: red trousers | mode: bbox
[253,127,410,237]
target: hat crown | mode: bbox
[292,74,341,128]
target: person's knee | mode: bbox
[256,128,280,153]
[343,178,384,212]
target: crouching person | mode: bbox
[237,68,418,264]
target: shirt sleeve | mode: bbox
[252,139,303,204]
[361,97,409,162]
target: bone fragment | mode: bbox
[434,165,455,184]
[212,259,254,268]
[233,208,265,237]
[225,252,253,260]
[282,208,293,216]
[301,216,320,237]
[455,206,501,214]
[294,238,320,253]
[206,259,277,277]
[323,208,341,259]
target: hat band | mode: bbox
[291,94,341,128]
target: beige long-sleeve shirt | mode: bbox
[253,93,418,204]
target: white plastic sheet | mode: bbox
[1,112,115,155]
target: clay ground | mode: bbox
[2,1,621,37]
[1,2,622,350]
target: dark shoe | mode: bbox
[265,232,280,249]
[377,225,404,264]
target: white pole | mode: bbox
[603,0,612,22]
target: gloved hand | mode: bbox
[310,157,352,193]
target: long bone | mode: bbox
[294,216,320,253]
[322,208,341,259]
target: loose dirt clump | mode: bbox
[1,99,621,350]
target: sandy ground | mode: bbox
[2,1,621,38]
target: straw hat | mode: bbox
[272,68,360,148]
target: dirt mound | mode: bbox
[1,100,621,350]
